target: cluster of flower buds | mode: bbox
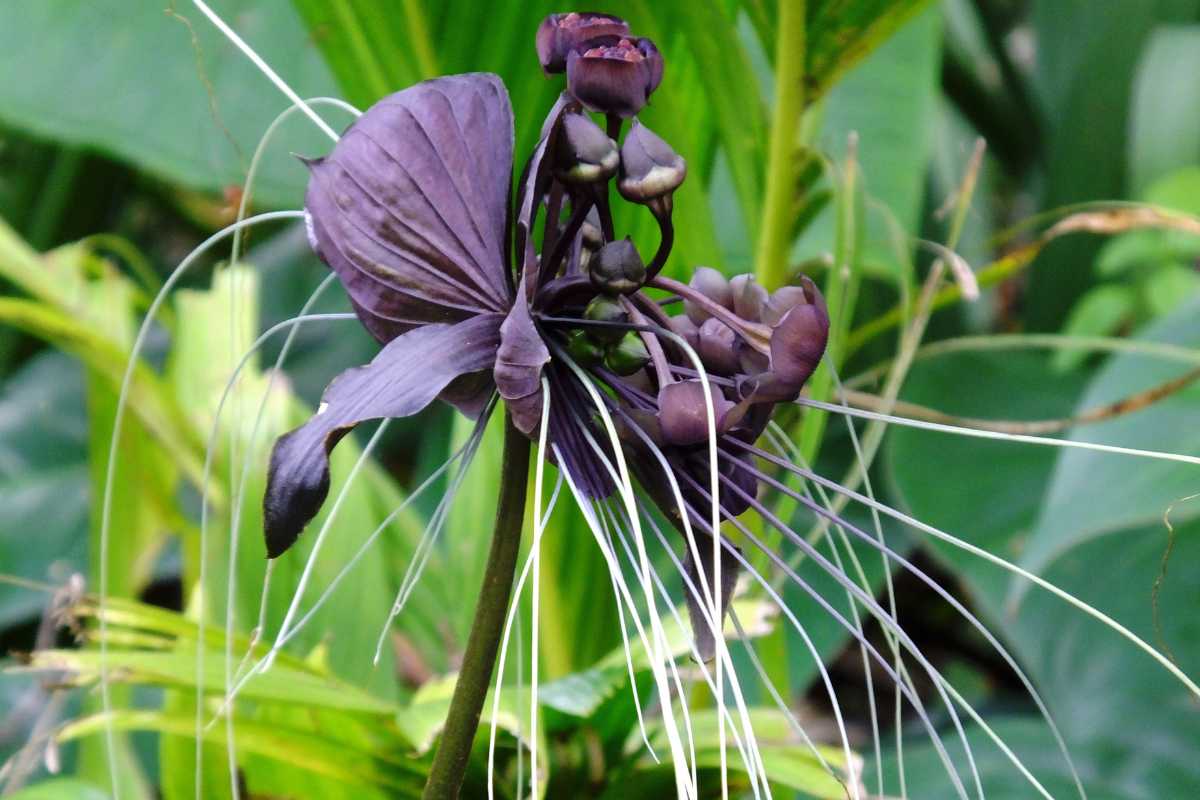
[653,269,830,448]
[536,12,663,117]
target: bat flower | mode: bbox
[263,15,828,657]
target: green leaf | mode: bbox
[2,778,111,800]
[1018,297,1200,579]
[0,1,339,209]
[1053,285,1137,370]
[805,0,933,101]
[886,319,1200,795]
[1129,25,1200,193]
[0,352,88,627]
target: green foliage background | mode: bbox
[0,1,1199,798]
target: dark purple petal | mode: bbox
[566,37,663,118]
[304,74,514,344]
[536,12,630,74]
[494,280,550,436]
[684,267,733,324]
[768,278,829,387]
[264,313,504,557]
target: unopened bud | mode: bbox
[589,237,647,295]
[605,332,650,375]
[583,295,629,344]
[555,113,618,185]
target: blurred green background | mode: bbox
[1,1,1199,798]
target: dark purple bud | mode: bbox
[605,332,651,375]
[617,120,686,205]
[658,380,735,446]
[583,295,629,343]
[668,314,700,352]
[537,12,631,74]
[763,283,812,327]
[697,317,741,376]
[566,36,664,118]
[555,112,619,184]
[729,274,767,322]
[589,237,646,295]
[684,267,733,324]
[768,278,830,387]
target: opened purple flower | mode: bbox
[264,17,829,661]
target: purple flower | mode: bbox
[566,36,663,117]
[536,12,630,74]
[265,21,828,656]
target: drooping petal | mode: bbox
[264,313,505,558]
[304,74,515,343]
[493,280,550,436]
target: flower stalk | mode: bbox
[754,0,807,290]
[422,412,531,800]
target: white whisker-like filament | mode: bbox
[557,357,699,798]
[96,209,303,800]
[744,438,1200,699]
[553,445,694,796]
[190,1,341,142]
[190,309,357,797]
[798,396,1200,466]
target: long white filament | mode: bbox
[553,447,695,798]
[190,309,357,796]
[782,458,1200,698]
[578,421,769,797]
[797,397,1200,467]
[530,383,551,799]
[190,1,340,142]
[98,209,303,800]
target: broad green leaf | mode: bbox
[887,327,1200,796]
[2,779,110,800]
[1017,297,1200,579]
[1053,285,1137,370]
[59,710,424,797]
[796,6,942,277]
[1129,25,1200,194]
[806,0,933,100]
[0,352,87,628]
[0,1,339,209]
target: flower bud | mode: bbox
[555,112,618,185]
[537,12,630,74]
[583,295,629,344]
[605,332,651,376]
[566,328,604,366]
[684,267,733,324]
[762,277,822,327]
[667,314,700,352]
[658,380,735,447]
[566,36,664,118]
[618,121,686,205]
[581,206,604,249]
[729,274,767,322]
[697,317,740,376]
[589,237,647,295]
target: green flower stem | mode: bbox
[753,0,807,290]
[422,411,531,800]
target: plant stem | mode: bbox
[753,0,806,290]
[422,411,531,800]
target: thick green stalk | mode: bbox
[753,0,806,290]
[423,412,530,800]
